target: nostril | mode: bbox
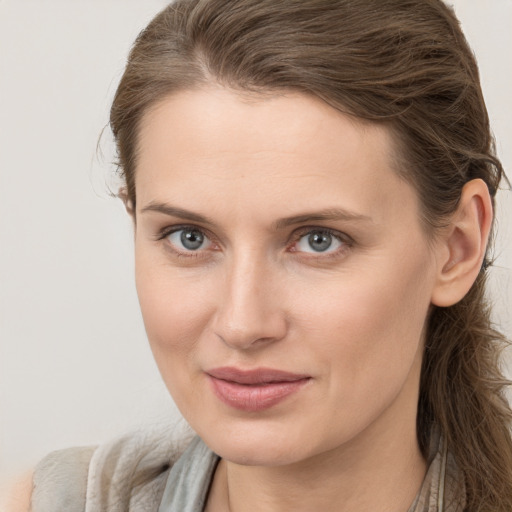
[214,323,287,350]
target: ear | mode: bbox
[431,179,493,307]
[118,187,135,219]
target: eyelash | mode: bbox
[156,225,353,261]
[156,225,217,260]
[290,227,353,260]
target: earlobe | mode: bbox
[431,179,493,307]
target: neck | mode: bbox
[206,412,426,512]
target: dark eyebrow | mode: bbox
[140,202,372,229]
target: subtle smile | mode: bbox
[206,367,311,412]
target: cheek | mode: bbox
[134,248,213,362]
[292,253,433,396]
[134,253,220,420]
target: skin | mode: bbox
[132,87,490,512]
[0,472,33,512]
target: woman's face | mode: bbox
[134,88,439,466]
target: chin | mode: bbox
[212,440,310,467]
[194,418,323,467]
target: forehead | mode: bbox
[135,87,418,224]
[138,87,392,167]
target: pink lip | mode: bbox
[206,367,311,412]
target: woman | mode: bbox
[9,0,511,510]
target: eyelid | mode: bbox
[157,224,211,240]
[290,226,353,244]
[157,224,218,258]
[288,226,354,257]
[155,223,353,260]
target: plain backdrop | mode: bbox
[0,0,511,481]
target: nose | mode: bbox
[211,252,288,350]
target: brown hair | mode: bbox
[110,1,511,509]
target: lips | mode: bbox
[206,367,311,412]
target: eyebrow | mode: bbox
[140,202,372,229]
[140,202,216,227]
[272,209,372,230]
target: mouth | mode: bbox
[206,367,311,412]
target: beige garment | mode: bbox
[31,428,465,512]
[31,429,193,512]
[407,430,466,512]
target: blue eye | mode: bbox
[295,230,343,253]
[167,228,211,252]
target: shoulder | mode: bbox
[31,445,96,511]
[28,428,195,512]
[85,428,194,509]
[1,446,95,512]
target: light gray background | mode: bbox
[0,0,511,481]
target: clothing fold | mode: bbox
[31,427,465,512]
